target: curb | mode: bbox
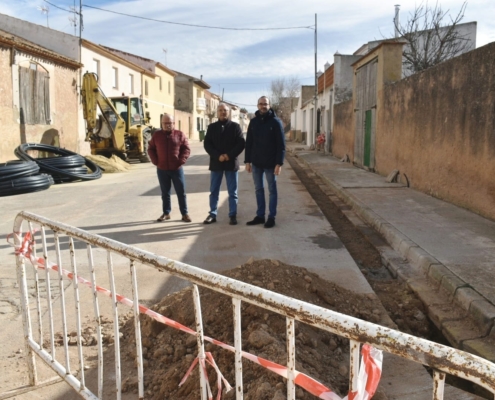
[291,150,495,361]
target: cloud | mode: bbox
[2,0,495,111]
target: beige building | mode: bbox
[0,29,81,162]
[174,71,210,140]
[100,46,177,129]
[205,90,221,126]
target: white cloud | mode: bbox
[2,0,494,111]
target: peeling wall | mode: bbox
[332,99,354,159]
[377,42,495,220]
[0,46,79,162]
[333,41,495,221]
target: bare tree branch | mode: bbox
[395,1,471,74]
[269,77,300,127]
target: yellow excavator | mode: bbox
[81,71,153,162]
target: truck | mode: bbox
[81,71,154,162]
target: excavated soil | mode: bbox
[117,259,387,400]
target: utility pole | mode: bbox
[314,13,317,147]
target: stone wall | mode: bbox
[333,41,495,220]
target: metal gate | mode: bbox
[6,211,495,399]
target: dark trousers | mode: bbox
[157,168,188,215]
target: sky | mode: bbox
[1,0,495,112]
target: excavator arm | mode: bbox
[81,72,127,151]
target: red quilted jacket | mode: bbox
[147,129,190,170]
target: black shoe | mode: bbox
[264,218,275,228]
[246,216,265,226]
[229,216,237,225]
[203,215,216,224]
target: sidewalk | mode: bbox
[289,144,495,362]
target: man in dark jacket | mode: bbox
[148,113,191,222]
[244,96,285,228]
[203,103,245,225]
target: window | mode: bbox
[19,63,50,125]
[159,76,162,91]
[92,59,100,77]
[144,80,148,96]
[112,67,118,88]
[129,74,134,94]
[178,120,181,130]
[197,117,200,131]
[168,81,171,94]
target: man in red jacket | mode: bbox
[148,114,191,222]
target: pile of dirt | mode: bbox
[85,154,130,173]
[117,259,388,400]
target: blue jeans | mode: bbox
[157,168,188,216]
[252,165,277,219]
[209,170,238,217]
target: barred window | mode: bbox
[19,64,51,125]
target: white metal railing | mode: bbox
[6,211,495,400]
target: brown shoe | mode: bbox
[156,214,170,222]
[182,214,192,223]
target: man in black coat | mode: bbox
[203,103,245,225]
[244,96,285,228]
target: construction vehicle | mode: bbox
[81,71,154,162]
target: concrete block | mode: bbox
[440,272,468,300]
[379,223,406,253]
[428,303,467,331]
[462,338,495,362]
[406,247,438,275]
[453,287,485,313]
[442,319,483,349]
[398,240,417,259]
[361,210,384,232]
[427,264,451,286]
[469,300,495,336]
[406,277,432,297]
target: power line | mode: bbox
[43,0,74,14]
[82,4,314,31]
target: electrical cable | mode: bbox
[81,4,313,31]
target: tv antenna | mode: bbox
[69,6,78,35]
[37,5,49,27]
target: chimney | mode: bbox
[394,4,400,38]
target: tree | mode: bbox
[394,2,472,74]
[268,77,300,128]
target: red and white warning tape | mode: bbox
[10,230,383,400]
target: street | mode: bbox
[0,140,371,398]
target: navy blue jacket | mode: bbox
[244,109,285,168]
[204,120,245,171]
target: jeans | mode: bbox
[157,167,188,216]
[209,170,238,217]
[252,164,277,219]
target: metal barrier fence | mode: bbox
[6,211,495,399]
